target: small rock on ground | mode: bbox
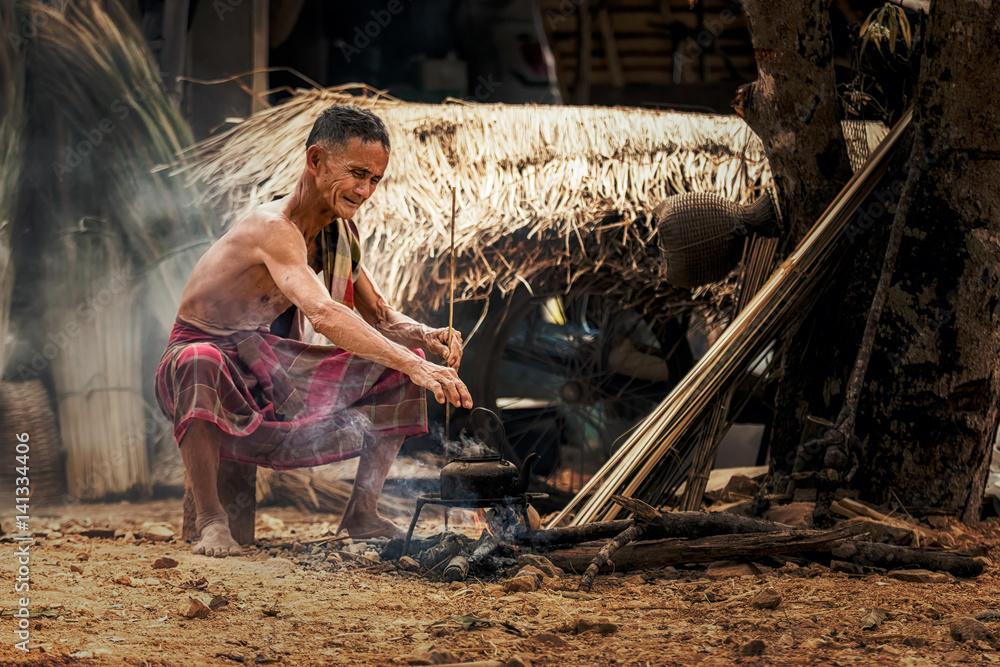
[889,568,954,584]
[751,588,782,609]
[950,617,994,644]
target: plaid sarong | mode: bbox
[154,320,428,469]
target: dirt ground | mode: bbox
[3,498,1000,667]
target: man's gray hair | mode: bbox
[305,105,390,152]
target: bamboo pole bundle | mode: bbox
[679,236,779,511]
[43,227,149,499]
[0,3,25,375]
[548,109,913,527]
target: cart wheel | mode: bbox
[465,288,694,493]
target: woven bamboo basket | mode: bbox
[0,380,65,507]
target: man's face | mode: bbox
[312,136,389,219]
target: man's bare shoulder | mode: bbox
[225,200,303,251]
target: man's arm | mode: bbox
[354,264,464,369]
[257,219,471,407]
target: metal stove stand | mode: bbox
[402,492,548,556]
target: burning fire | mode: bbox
[472,509,495,537]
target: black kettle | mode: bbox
[439,408,539,500]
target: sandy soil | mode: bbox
[3,499,1000,667]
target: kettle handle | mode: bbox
[462,407,507,457]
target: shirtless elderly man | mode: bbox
[155,105,473,557]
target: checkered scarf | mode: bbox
[321,218,362,308]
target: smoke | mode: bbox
[430,423,499,459]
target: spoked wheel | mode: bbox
[466,288,695,495]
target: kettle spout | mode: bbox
[515,453,540,495]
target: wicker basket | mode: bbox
[655,191,779,288]
[0,380,66,507]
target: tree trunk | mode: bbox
[735,0,853,242]
[756,0,1000,522]
[850,0,1000,522]
[735,0,857,490]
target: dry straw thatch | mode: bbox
[183,88,773,316]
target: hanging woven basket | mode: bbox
[655,190,780,288]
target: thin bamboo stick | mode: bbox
[446,185,456,436]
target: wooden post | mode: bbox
[183,460,258,545]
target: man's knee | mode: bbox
[176,343,226,368]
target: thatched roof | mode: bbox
[183,87,777,315]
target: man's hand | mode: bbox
[406,358,473,408]
[423,327,464,369]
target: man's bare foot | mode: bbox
[193,520,242,557]
[338,514,406,540]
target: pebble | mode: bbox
[950,617,994,644]
[741,639,766,656]
[143,525,175,542]
[181,597,211,619]
[889,569,954,584]
[751,588,783,610]
[516,554,564,578]
[503,576,538,593]
[398,556,420,571]
[153,557,179,569]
